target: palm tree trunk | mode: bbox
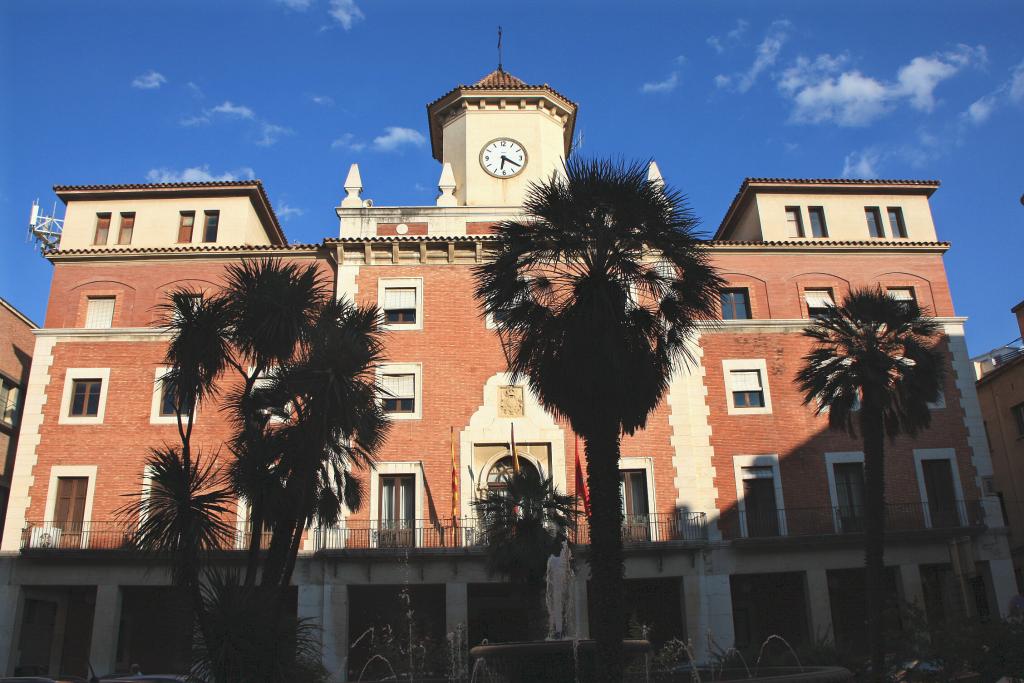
[861,389,886,682]
[585,424,624,683]
[243,504,264,588]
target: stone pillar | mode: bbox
[321,584,349,682]
[988,558,1019,618]
[805,569,834,644]
[898,564,925,616]
[445,582,468,634]
[573,574,590,639]
[683,574,733,664]
[89,585,122,676]
[298,583,325,655]
[0,584,20,675]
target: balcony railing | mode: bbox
[732,500,984,540]
[21,521,137,551]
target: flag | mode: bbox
[510,422,521,475]
[451,426,459,521]
[574,435,591,517]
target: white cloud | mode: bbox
[277,0,313,8]
[641,72,679,94]
[180,114,210,127]
[211,101,255,119]
[841,149,881,179]
[714,74,731,89]
[331,133,366,151]
[962,60,1024,125]
[131,70,166,89]
[965,94,997,124]
[707,19,748,54]
[186,81,204,98]
[783,44,985,126]
[310,94,335,106]
[328,0,364,29]
[1010,61,1024,102]
[257,123,293,146]
[276,202,304,220]
[145,165,256,183]
[372,127,425,152]
[734,21,790,93]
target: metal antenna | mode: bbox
[497,26,503,71]
[27,198,65,253]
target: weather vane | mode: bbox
[497,25,503,71]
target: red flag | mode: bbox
[510,423,521,474]
[574,435,591,517]
[451,426,459,521]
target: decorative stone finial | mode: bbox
[436,162,457,207]
[647,160,664,189]
[341,164,363,208]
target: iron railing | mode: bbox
[731,500,984,539]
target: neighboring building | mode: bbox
[0,299,36,546]
[0,68,1016,679]
[974,300,1024,590]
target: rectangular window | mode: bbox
[833,462,865,533]
[922,459,959,527]
[742,466,779,537]
[1012,403,1024,436]
[887,207,908,238]
[381,373,416,414]
[785,207,805,238]
[203,210,220,242]
[84,297,115,329]
[93,213,111,245]
[117,212,135,245]
[865,207,885,238]
[886,288,916,305]
[159,380,178,417]
[808,207,828,238]
[383,287,417,324]
[379,475,415,547]
[721,288,752,320]
[620,470,651,542]
[178,212,195,243]
[0,378,19,426]
[804,288,835,317]
[54,476,89,544]
[730,369,765,408]
[69,379,103,417]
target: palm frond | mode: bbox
[155,289,233,410]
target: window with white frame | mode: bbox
[804,288,835,317]
[151,368,194,425]
[59,368,111,425]
[733,455,785,538]
[379,364,422,419]
[0,376,20,427]
[85,297,115,329]
[825,452,866,533]
[913,449,966,528]
[378,278,423,330]
[723,359,772,415]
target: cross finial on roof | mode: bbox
[497,25,503,71]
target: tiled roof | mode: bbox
[48,243,321,257]
[711,239,950,248]
[716,177,941,239]
[53,180,287,245]
[474,68,529,88]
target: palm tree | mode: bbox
[473,158,722,680]
[796,288,945,681]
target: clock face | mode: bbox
[480,138,527,178]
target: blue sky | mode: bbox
[2,0,1022,354]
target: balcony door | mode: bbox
[922,459,959,527]
[379,475,415,547]
[620,470,650,542]
[54,476,88,548]
[742,467,779,537]
[834,463,865,533]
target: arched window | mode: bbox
[486,455,539,491]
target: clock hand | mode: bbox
[503,157,522,167]
[499,156,507,169]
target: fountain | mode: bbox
[469,541,652,682]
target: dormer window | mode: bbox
[887,207,907,239]
[178,212,195,243]
[808,207,828,238]
[93,213,111,245]
[203,211,220,242]
[785,207,805,238]
[117,212,135,245]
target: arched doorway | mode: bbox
[485,454,540,492]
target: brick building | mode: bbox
[0,69,1017,679]
[0,298,36,546]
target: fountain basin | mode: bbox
[470,639,651,682]
[690,667,854,682]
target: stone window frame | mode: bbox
[150,366,199,426]
[824,451,864,533]
[378,277,424,331]
[368,461,425,547]
[41,465,98,548]
[377,363,423,421]
[732,454,787,538]
[913,448,968,528]
[58,367,111,425]
[722,359,773,416]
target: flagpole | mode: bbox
[510,422,521,475]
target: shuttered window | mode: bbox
[93,213,111,245]
[785,207,804,238]
[178,212,195,243]
[381,374,415,413]
[886,288,915,302]
[85,297,115,329]
[804,289,834,317]
[730,370,765,408]
[117,212,135,245]
[383,287,417,324]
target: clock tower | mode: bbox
[427,68,578,207]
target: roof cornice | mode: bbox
[46,242,326,263]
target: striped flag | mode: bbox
[451,426,459,521]
[575,435,591,518]
[510,422,521,475]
